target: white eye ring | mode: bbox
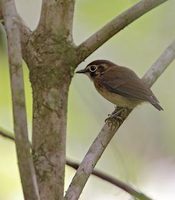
[89,65,97,72]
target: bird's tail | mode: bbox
[151,102,163,111]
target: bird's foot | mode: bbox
[105,107,130,130]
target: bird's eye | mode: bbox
[89,65,97,72]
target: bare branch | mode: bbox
[0,125,152,200]
[38,0,75,40]
[1,1,40,199]
[64,111,131,200]
[143,39,175,87]
[0,127,14,141]
[64,39,175,200]
[66,159,153,200]
[76,0,168,64]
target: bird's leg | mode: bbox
[106,106,128,121]
[105,106,131,130]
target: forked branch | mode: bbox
[38,0,75,39]
[0,1,31,54]
[65,39,175,200]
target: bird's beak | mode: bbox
[76,68,87,74]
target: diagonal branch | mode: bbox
[64,39,175,200]
[0,128,152,200]
[1,1,40,199]
[142,39,175,87]
[0,127,14,141]
[76,0,168,64]
[37,0,75,39]
[66,159,153,200]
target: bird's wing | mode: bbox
[100,66,162,110]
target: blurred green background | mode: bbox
[0,0,175,199]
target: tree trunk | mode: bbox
[24,32,74,200]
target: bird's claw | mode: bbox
[105,115,122,130]
[105,107,130,130]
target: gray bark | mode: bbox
[22,1,76,198]
[1,0,39,199]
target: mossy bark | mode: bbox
[24,31,75,200]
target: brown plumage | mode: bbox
[76,60,163,111]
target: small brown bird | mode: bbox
[76,60,163,111]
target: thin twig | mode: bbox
[64,39,175,200]
[66,159,153,200]
[0,127,14,141]
[76,0,168,64]
[2,1,40,199]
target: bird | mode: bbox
[76,60,163,112]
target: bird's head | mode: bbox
[76,60,114,80]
